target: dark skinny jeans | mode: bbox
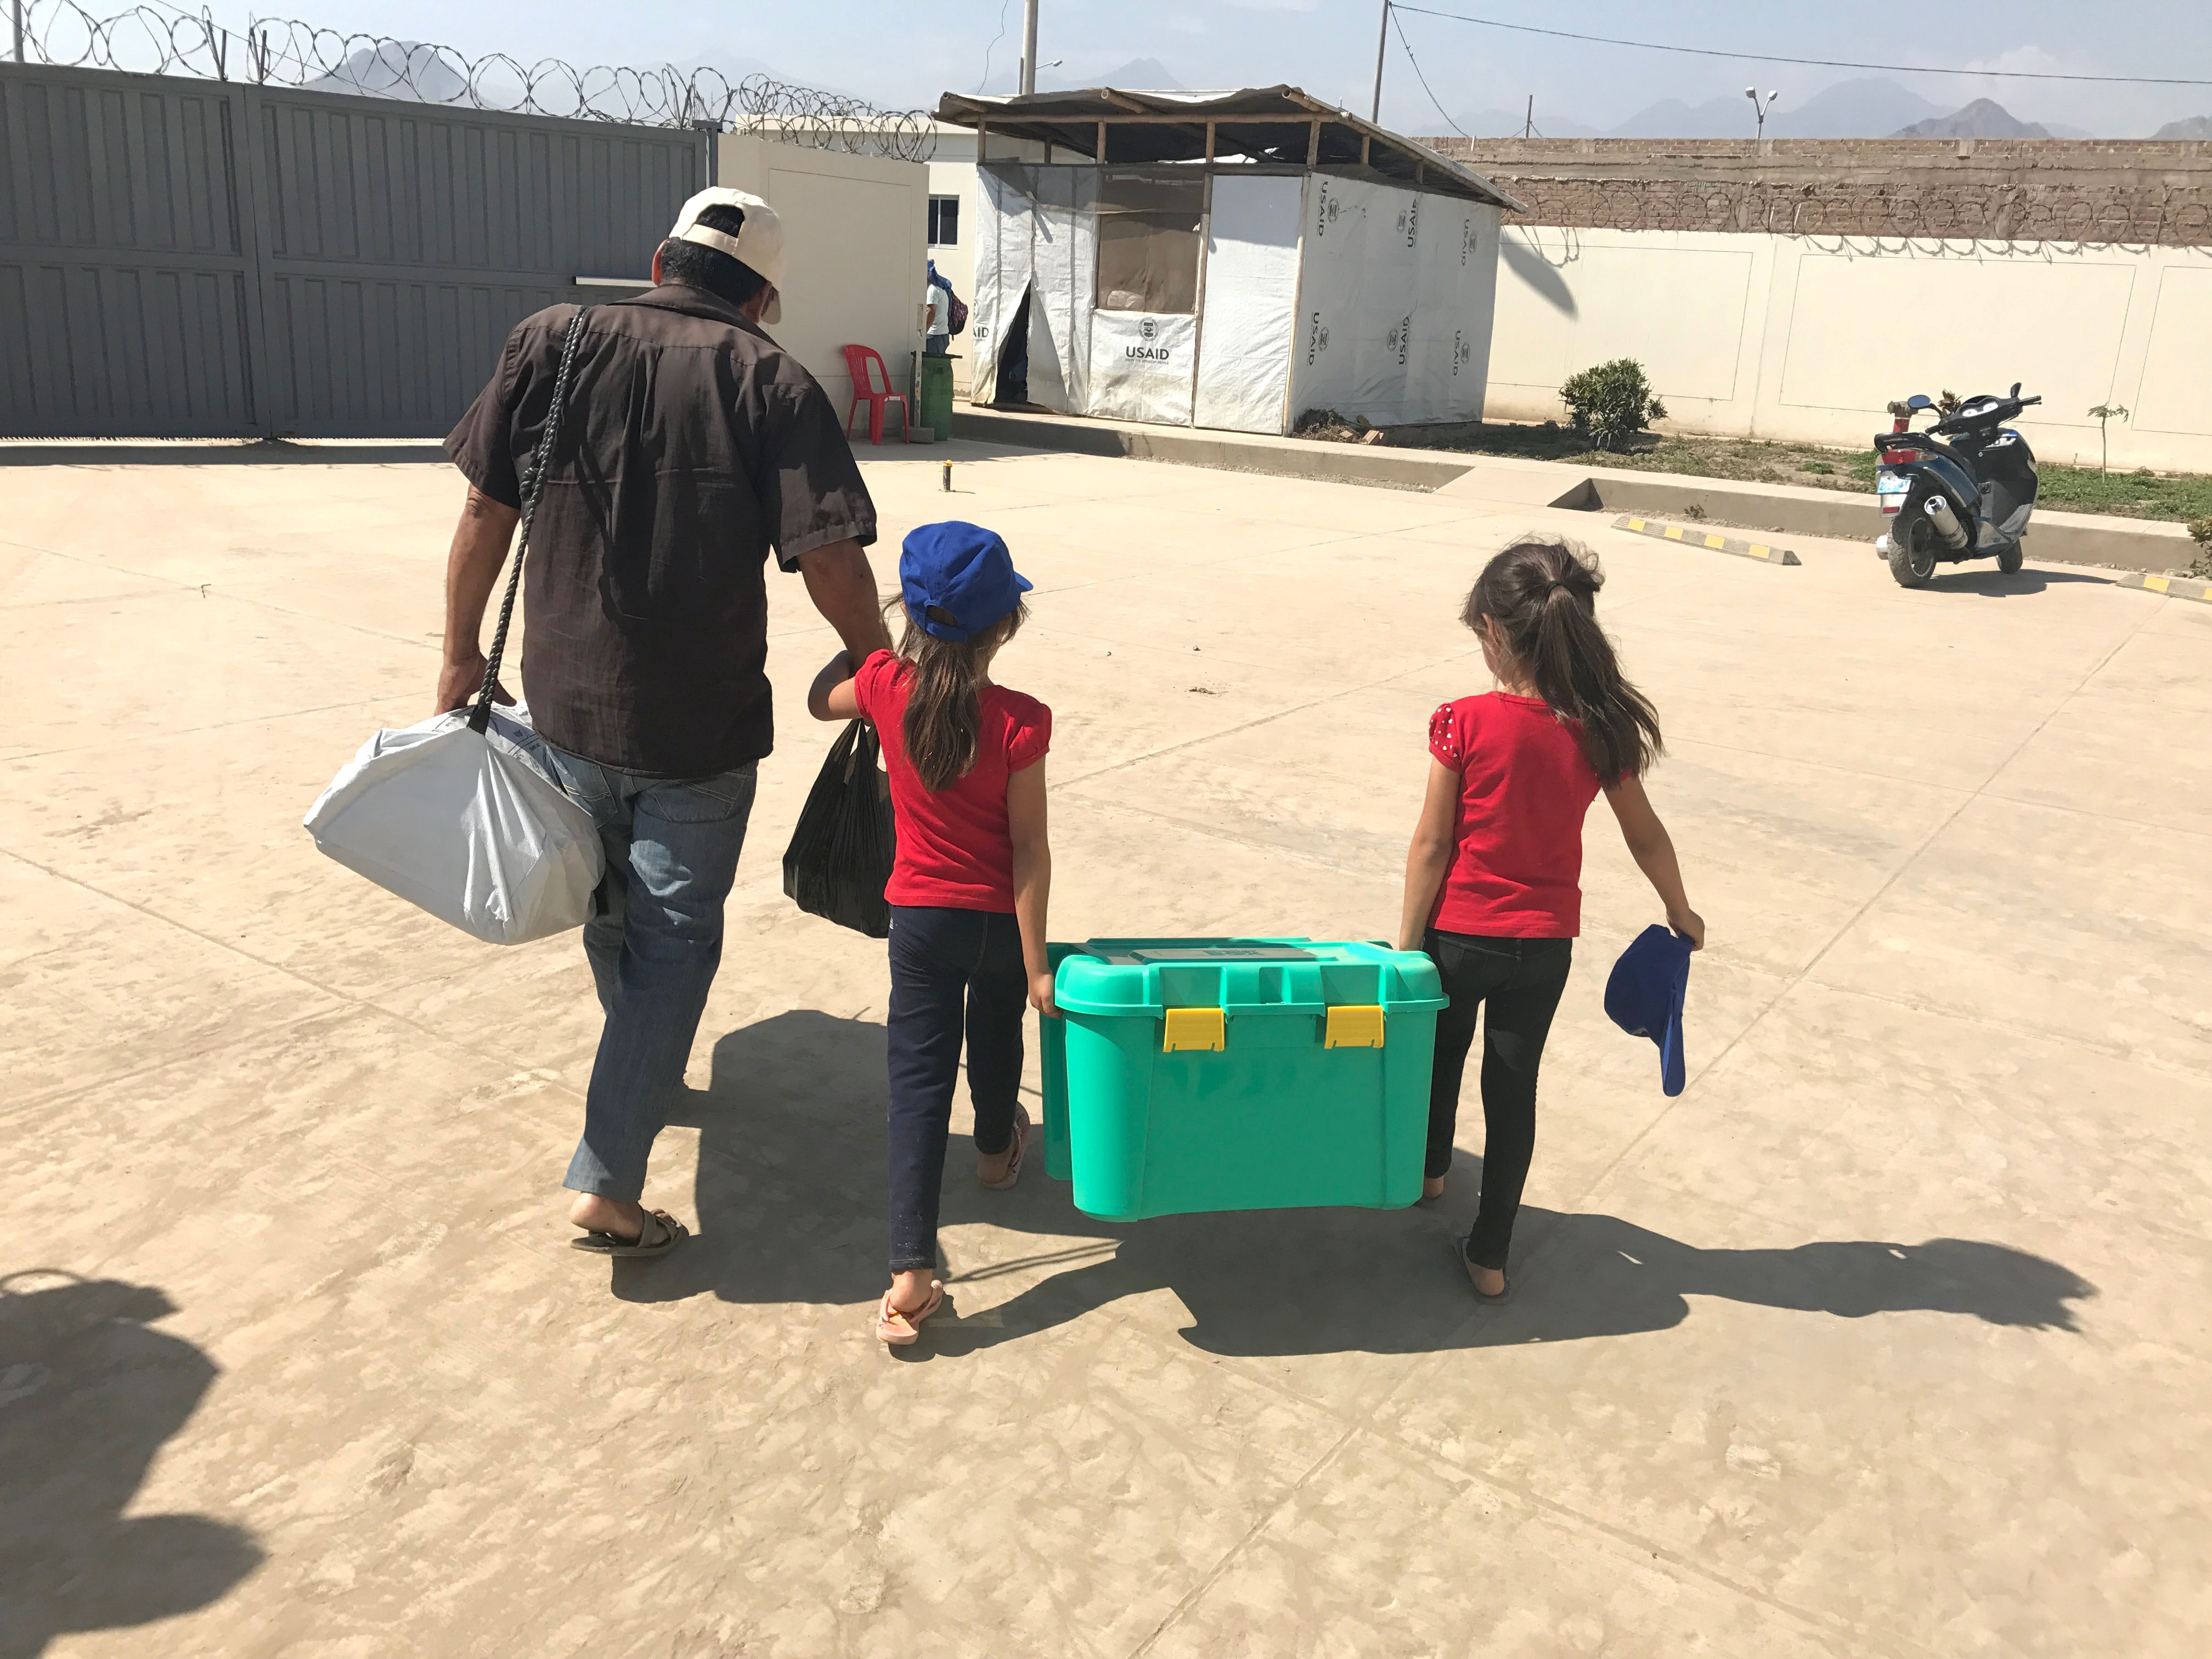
[885,905,1026,1274]
[1425,930,1573,1272]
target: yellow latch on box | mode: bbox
[1162,1007,1226,1053]
[1324,1005,1385,1048]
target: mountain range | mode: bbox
[1447,77,2095,139]
[974,57,1183,97]
[1892,98,2052,138]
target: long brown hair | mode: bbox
[1464,536,1661,785]
[896,599,1030,791]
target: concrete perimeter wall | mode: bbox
[1488,227,2212,473]
[718,133,929,419]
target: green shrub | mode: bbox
[1560,358,1668,450]
[2189,516,2212,548]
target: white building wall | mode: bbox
[716,133,930,422]
[1488,226,2212,472]
[1284,180,1499,428]
[1193,174,1304,434]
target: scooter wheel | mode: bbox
[1887,533,1936,589]
[1997,543,2024,574]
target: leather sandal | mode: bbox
[570,1208,687,1259]
[876,1280,944,1346]
[978,1103,1030,1191]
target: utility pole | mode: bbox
[1523,95,1533,138]
[1019,0,1039,96]
[1369,0,1389,124]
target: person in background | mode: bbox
[808,522,1054,1346]
[922,268,950,357]
[1396,535,1704,1303]
[439,187,893,1264]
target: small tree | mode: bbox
[1560,359,1668,451]
[2087,403,2129,477]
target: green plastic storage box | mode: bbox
[1040,939,1447,1222]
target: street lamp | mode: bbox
[1745,86,1779,140]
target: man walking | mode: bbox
[438,188,892,1260]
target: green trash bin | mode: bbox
[1040,939,1447,1222]
[917,352,955,441]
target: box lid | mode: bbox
[1052,936,1444,1018]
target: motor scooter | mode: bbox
[1873,385,2042,588]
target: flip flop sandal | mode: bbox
[571,1208,688,1259]
[876,1280,944,1346]
[978,1103,1031,1191]
[1450,1236,1511,1304]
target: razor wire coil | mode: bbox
[12,0,938,160]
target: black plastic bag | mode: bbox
[782,720,896,938]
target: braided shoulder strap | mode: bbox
[470,306,594,736]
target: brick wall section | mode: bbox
[1420,137,2212,246]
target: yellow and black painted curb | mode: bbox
[1612,515,1801,565]
[2121,570,2212,603]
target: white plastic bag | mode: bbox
[302,702,604,945]
[303,307,603,946]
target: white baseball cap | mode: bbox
[667,188,785,323]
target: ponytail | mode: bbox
[1462,537,1660,784]
[898,599,1029,791]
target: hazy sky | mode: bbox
[179,0,2212,135]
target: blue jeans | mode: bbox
[544,746,758,1201]
[885,906,1026,1273]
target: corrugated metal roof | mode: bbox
[934,85,1527,212]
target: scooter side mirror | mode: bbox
[2009,382,2021,397]
[1907,394,1934,410]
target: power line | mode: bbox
[1390,7,1468,137]
[1389,5,2212,88]
[977,0,1013,94]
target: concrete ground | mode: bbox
[2,439,2207,1659]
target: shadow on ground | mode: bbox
[616,1012,2096,1359]
[1918,567,2115,597]
[0,1272,262,1659]
[0,441,445,468]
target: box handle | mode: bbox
[1324,1006,1385,1048]
[1162,1008,1226,1052]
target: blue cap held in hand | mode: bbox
[1604,924,1692,1097]
[901,521,1032,642]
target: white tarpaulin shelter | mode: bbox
[935,86,1524,436]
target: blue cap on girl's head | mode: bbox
[901,521,1032,642]
[1604,924,1692,1097]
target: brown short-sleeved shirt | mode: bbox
[445,285,876,777]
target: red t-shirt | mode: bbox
[1427,692,1602,938]
[853,649,1052,912]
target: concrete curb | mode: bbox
[2119,569,2212,602]
[950,405,2199,572]
[1612,515,1801,565]
[951,408,1477,493]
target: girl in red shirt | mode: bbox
[810,522,1054,1346]
[1397,537,1704,1303]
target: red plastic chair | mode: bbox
[841,344,911,444]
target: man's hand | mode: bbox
[1029,969,1059,1019]
[439,486,520,714]
[435,650,512,716]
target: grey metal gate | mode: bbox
[0,61,704,437]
